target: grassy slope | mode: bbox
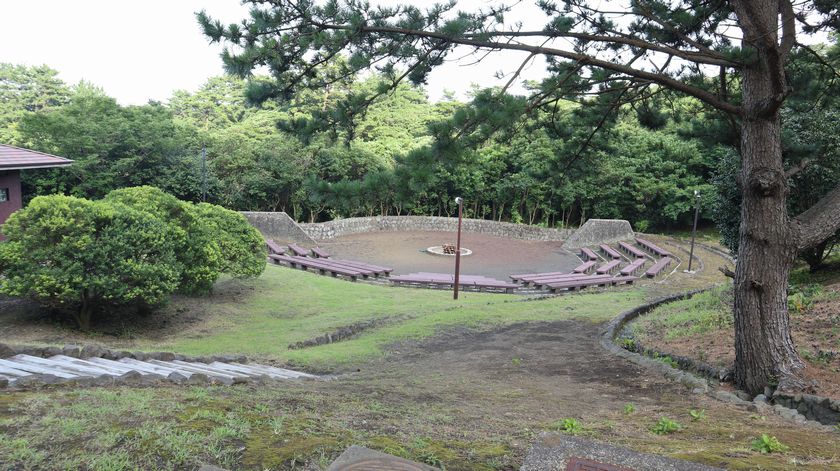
[141,265,646,370]
[2,264,838,470]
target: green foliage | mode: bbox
[689,409,705,422]
[19,84,204,202]
[549,418,584,435]
[105,186,222,294]
[0,188,266,330]
[623,404,636,415]
[0,195,180,330]
[750,434,789,454]
[0,63,70,144]
[193,203,266,278]
[651,417,682,435]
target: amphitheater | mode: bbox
[243,212,694,293]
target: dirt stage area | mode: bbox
[319,230,581,280]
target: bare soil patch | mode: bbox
[320,231,580,280]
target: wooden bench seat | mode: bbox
[318,258,390,277]
[546,276,636,293]
[269,254,364,280]
[265,239,285,255]
[580,247,599,261]
[573,261,597,274]
[530,274,614,288]
[644,257,672,278]
[311,247,331,258]
[390,273,518,293]
[619,258,646,276]
[599,244,622,260]
[618,241,646,258]
[636,238,672,257]
[286,243,310,257]
[595,259,621,275]
[333,259,393,275]
[510,271,569,281]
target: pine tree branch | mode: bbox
[461,30,740,67]
[308,22,743,116]
[792,184,840,251]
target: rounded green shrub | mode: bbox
[193,202,266,278]
[0,195,180,330]
[105,186,222,294]
[0,187,267,330]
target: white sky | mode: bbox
[0,0,549,105]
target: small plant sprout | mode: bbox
[651,417,682,435]
[750,434,789,454]
[550,418,584,435]
[623,403,636,415]
[689,409,705,422]
[511,357,522,366]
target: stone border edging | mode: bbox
[599,289,712,393]
[600,290,839,429]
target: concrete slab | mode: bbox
[327,445,439,471]
[520,433,723,471]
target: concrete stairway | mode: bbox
[0,353,314,387]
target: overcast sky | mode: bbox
[0,1,549,105]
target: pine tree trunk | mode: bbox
[733,32,804,394]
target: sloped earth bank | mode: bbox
[632,280,840,399]
[2,238,838,469]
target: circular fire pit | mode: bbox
[426,245,472,257]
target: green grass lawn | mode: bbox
[141,265,646,370]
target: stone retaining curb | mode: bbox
[600,292,838,429]
[599,289,712,393]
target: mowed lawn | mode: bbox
[138,264,647,370]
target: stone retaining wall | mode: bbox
[240,212,316,245]
[562,219,635,250]
[298,216,573,241]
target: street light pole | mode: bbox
[688,190,701,272]
[454,197,463,300]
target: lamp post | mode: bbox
[687,190,701,272]
[453,197,463,300]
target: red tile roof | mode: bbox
[0,144,73,170]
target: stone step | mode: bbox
[50,355,135,376]
[3,352,315,388]
[117,358,190,377]
[152,360,247,380]
[0,358,79,379]
[207,361,295,379]
[0,362,34,378]
[14,354,111,377]
[86,357,168,376]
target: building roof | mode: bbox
[0,144,73,170]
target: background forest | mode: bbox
[0,38,837,257]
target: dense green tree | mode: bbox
[200,0,840,394]
[19,84,204,201]
[0,195,180,330]
[0,63,70,144]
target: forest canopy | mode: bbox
[4,62,729,231]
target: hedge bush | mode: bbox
[0,188,266,330]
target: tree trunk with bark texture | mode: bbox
[732,0,803,395]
